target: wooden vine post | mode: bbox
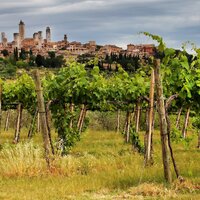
[33,70,51,168]
[124,111,131,143]
[126,112,131,143]
[37,112,40,133]
[154,59,172,183]
[116,109,120,133]
[46,101,55,155]
[79,105,87,134]
[69,103,74,129]
[175,107,182,129]
[28,108,38,138]
[145,68,155,165]
[13,103,22,143]
[135,101,141,133]
[77,104,84,130]
[165,94,181,179]
[182,107,190,138]
[4,110,10,131]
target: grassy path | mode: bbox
[0,129,199,199]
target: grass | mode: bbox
[0,128,199,199]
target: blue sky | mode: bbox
[0,0,200,50]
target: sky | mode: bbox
[0,0,200,50]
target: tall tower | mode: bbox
[19,20,25,42]
[1,32,5,43]
[33,32,39,42]
[13,33,20,49]
[38,31,43,42]
[38,31,43,49]
[46,27,51,43]
[64,34,68,42]
[1,32,7,47]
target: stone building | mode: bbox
[143,44,155,56]
[99,45,123,57]
[21,38,36,50]
[84,41,96,53]
[127,44,155,57]
[67,41,88,55]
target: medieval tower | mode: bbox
[1,32,7,47]
[19,20,25,42]
[38,31,43,42]
[1,32,5,43]
[46,27,51,43]
[64,34,68,42]
[13,33,20,49]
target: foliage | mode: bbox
[19,48,27,60]
[1,49,9,57]
[35,54,45,67]
[143,33,200,134]
[2,73,36,113]
[51,104,80,155]
[142,32,166,53]
[129,126,144,154]
[104,53,142,72]
[43,60,150,153]
[45,62,89,154]
[78,53,143,72]
[192,116,200,129]
[16,60,29,68]
[171,128,193,148]
[35,53,65,68]
[0,60,17,78]
[108,67,149,111]
[29,55,36,66]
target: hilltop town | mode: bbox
[0,20,155,59]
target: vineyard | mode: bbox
[0,34,200,199]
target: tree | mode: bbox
[16,60,28,68]
[29,55,36,66]
[29,49,33,56]
[48,51,56,59]
[14,47,19,61]
[1,49,9,57]
[19,48,27,60]
[35,54,45,67]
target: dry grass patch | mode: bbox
[173,179,200,193]
[0,142,46,177]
